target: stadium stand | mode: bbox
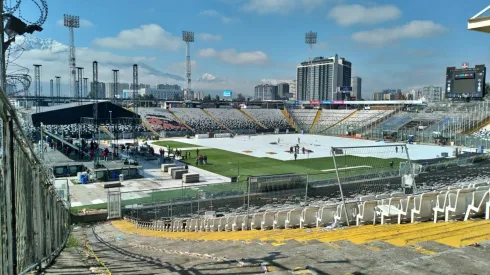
[243,109,291,130]
[312,109,355,133]
[205,108,260,130]
[171,108,224,133]
[138,108,186,131]
[289,109,317,131]
[128,181,490,233]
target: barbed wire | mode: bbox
[4,0,48,96]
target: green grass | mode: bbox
[152,140,201,149]
[66,235,79,248]
[179,148,404,179]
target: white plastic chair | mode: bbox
[398,196,415,224]
[464,190,490,221]
[285,208,303,229]
[273,210,290,229]
[300,206,320,228]
[224,215,236,231]
[356,200,378,226]
[250,213,263,230]
[411,192,438,223]
[334,202,358,225]
[261,211,277,230]
[316,204,337,227]
[445,188,475,222]
[433,190,455,223]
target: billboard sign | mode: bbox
[309,100,320,105]
[340,86,352,92]
[223,90,232,97]
[321,100,332,104]
[294,100,301,105]
[332,100,344,104]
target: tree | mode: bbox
[203,95,212,101]
[87,90,95,99]
[237,93,245,101]
[215,95,220,101]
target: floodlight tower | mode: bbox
[132,64,139,147]
[63,14,80,98]
[112,69,119,104]
[76,67,83,105]
[33,64,42,113]
[182,31,194,100]
[55,76,61,104]
[305,31,317,100]
[93,61,100,167]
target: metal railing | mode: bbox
[0,85,70,274]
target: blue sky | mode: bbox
[14,0,490,97]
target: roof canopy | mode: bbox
[30,101,139,127]
[468,5,490,33]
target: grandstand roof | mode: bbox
[30,101,138,127]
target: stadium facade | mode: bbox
[296,54,352,101]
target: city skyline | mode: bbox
[11,0,490,97]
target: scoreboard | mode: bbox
[446,64,486,98]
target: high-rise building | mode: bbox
[254,84,278,100]
[351,76,362,100]
[105,82,130,99]
[90,81,106,99]
[296,54,352,101]
[289,80,297,99]
[277,83,290,99]
[422,86,443,102]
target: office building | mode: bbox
[296,54,352,101]
[277,83,290,99]
[422,86,443,102]
[254,84,278,100]
[105,82,130,99]
[351,76,362,100]
[289,80,297,99]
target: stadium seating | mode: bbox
[243,109,291,130]
[171,108,223,133]
[125,181,490,235]
[312,109,354,132]
[205,108,259,130]
[138,108,185,131]
[290,109,317,131]
[334,110,395,130]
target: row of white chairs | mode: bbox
[129,183,490,233]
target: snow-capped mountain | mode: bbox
[13,36,68,52]
[197,73,228,83]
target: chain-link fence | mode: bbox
[0,95,70,274]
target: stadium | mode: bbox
[3,1,490,274]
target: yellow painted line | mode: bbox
[83,236,112,275]
[436,226,490,247]
[413,246,437,255]
[112,220,490,249]
[326,242,341,249]
[385,221,490,247]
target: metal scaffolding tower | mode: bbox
[182,31,194,100]
[63,14,80,98]
[132,64,139,146]
[76,67,83,105]
[49,79,53,103]
[112,69,119,104]
[92,61,100,167]
[83,77,88,98]
[33,64,42,113]
[55,76,61,104]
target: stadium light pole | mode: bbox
[305,31,317,100]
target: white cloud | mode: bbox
[197,33,222,42]
[328,4,401,26]
[198,48,268,65]
[199,9,234,23]
[92,24,182,51]
[352,20,446,46]
[56,18,94,28]
[167,60,199,73]
[242,0,326,15]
